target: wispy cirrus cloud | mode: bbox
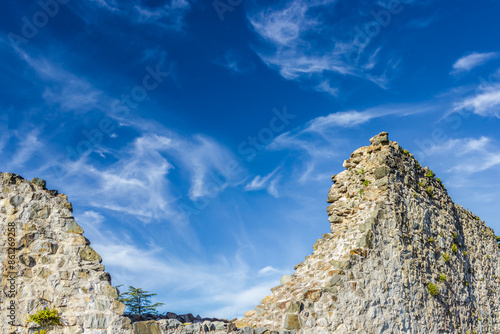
[13,47,108,113]
[247,0,402,94]
[213,49,256,75]
[244,166,281,197]
[51,132,242,221]
[453,83,500,117]
[451,52,499,74]
[75,210,283,319]
[85,0,190,30]
[418,136,500,176]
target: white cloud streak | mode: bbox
[245,166,282,197]
[453,84,500,117]
[86,0,190,30]
[247,0,396,93]
[75,210,281,319]
[452,52,499,73]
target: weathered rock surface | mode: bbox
[2,132,500,333]
[239,132,500,334]
[0,173,132,333]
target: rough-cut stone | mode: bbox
[2,131,500,334]
[283,314,301,330]
[133,320,161,334]
[240,132,500,334]
[280,275,292,285]
[0,174,132,333]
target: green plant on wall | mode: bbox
[442,252,451,262]
[427,282,439,297]
[28,308,62,333]
[451,244,458,254]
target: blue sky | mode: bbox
[1,0,500,319]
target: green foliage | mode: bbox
[413,193,418,199]
[359,189,365,195]
[403,149,410,156]
[439,274,446,282]
[428,237,435,243]
[452,232,458,239]
[415,162,422,169]
[436,178,443,185]
[426,170,435,178]
[442,252,451,262]
[427,282,439,297]
[425,186,433,197]
[418,181,425,188]
[118,286,165,315]
[362,180,371,187]
[29,308,61,327]
[451,244,458,254]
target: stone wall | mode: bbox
[2,132,500,334]
[239,132,500,334]
[0,173,131,333]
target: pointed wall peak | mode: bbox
[239,133,500,333]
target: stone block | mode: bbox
[284,314,301,330]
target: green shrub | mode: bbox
[29,308,61,334]
[439,274,446,282]
[451,244,458,254]
[425,186,433,197]
[428,237,435,243]
[442,252,451,262]
[362,180,371,187]
[413,193,418,199]
[29,308,61,327]
[452,232,457,239]
[427,283,439,297]
[418,181,425,187]
[403,149,410,156]
[359,189,365,195]
[426,170,435,178]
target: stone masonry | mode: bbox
[2,132,500,334]
[0,173,132,333]
[239,132,500,334]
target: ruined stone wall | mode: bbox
[240,132,500,334]
[0,173,132,333]
[2,132,499,334]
